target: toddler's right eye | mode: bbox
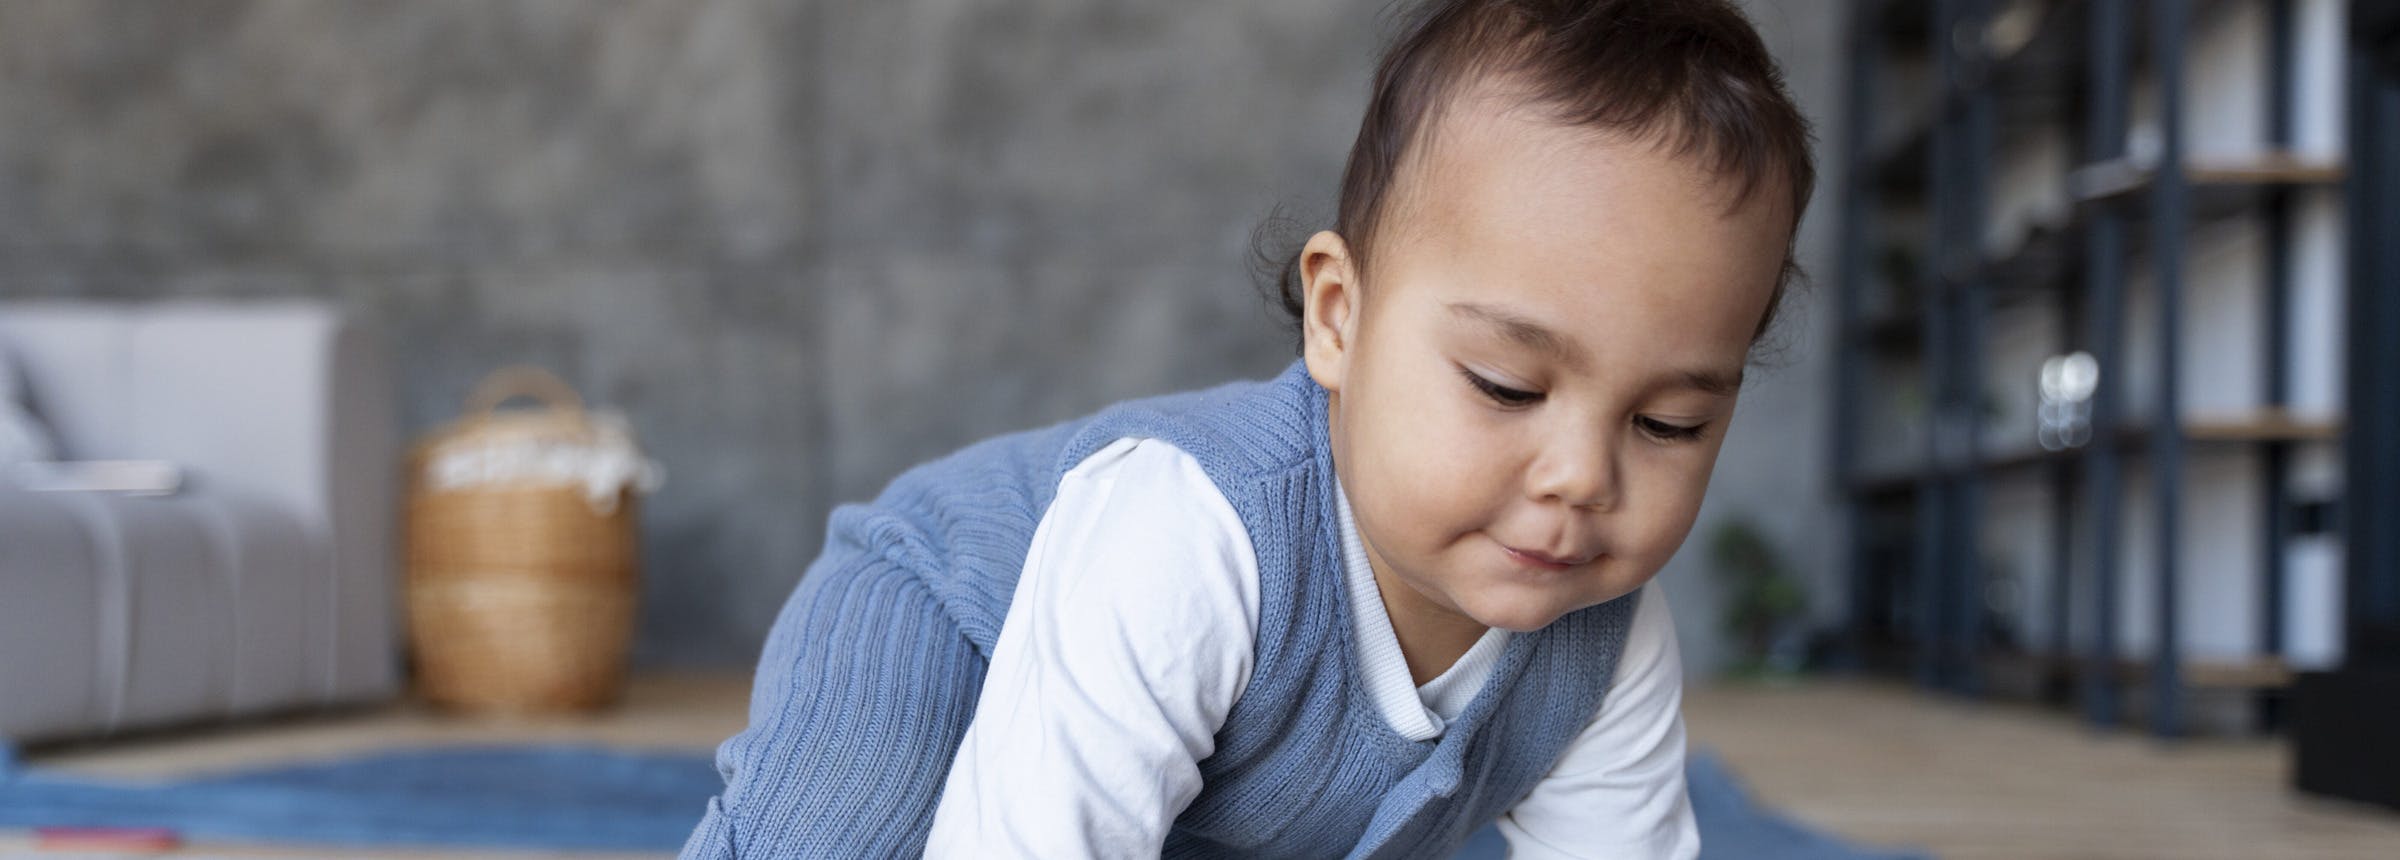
[1459,366,1542,407]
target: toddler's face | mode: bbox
[1300,84,1793,634]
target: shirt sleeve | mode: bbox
[923,436,1262,858]
[1494,582,1700,860]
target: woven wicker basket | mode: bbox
[404,366,640,713]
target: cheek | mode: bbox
[1371,407,1497,529]
[1621,450,1717,559]
[1421,394,1528,506]
[1351,389,1515,544]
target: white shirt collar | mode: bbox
[1334,481,1512,741]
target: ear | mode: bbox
[1298,230,1362,394]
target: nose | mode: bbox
[1525,429,1619,510]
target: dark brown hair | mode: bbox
[1259,0,1817,358]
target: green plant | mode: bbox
[1709,514,1809,678]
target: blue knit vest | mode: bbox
[748,359,1639,858]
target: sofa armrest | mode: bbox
[0,299,401,702]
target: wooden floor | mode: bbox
[1684,681,2400,860]
[10,675,2400,859]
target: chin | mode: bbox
[1463,579,1645,633]
[1462,595,1573,634]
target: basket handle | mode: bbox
[462,365,588,421]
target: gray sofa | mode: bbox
[0,300,401,744]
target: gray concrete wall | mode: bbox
[0,0,1844,674]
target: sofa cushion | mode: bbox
[0,486,100,736]
[0,485,327,743]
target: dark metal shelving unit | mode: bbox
[1834,0,2351,737]
[2292,0,2400,812]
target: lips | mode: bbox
[1501,543,1599,570]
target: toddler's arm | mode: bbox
[923,437,1260,856]
[1495,584,1700,859]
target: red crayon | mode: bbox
[33,826,183,852]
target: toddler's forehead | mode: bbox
[1384,80,1765,251]
[1370,84,1790,344]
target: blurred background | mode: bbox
[1,1,2396,858]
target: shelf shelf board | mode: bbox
[1843,409,2344,494]
[1985,651,2296,691]
[1963,153,2345,299]
[2183,408,2344,443]
[2165,657,2297,690]
[2072,152,2346,203]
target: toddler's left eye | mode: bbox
[1637,416,1706,442]
[1460,367,1542,406]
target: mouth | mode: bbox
[1500,543,1599,571]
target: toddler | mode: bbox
[683,0,1813,857]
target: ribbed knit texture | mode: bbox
[680,360,1642,859]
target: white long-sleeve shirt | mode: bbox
[925,437,1698,858]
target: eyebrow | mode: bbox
[1678,366,1746,397]
[1445,300,1746,397]
[1448,301,1586,365]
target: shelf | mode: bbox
[2162,657,2296,690]
[1839,0,2343,736]
[2071,152,2346,203]
[1986,651,2295,692]
[1844,409,2344,495]
[2184,408,2345,443]
[1960,152,2346,299]
[1867,0,2339,212]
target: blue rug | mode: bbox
[0,743,721,851]
[0,742,1929,858]
[1450,752,1930,860]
